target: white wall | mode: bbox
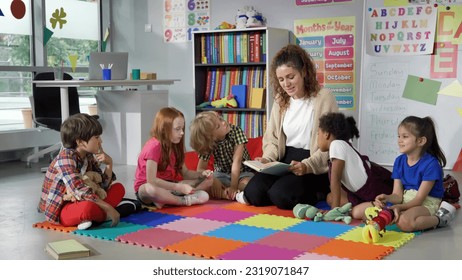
[109,0,365,150]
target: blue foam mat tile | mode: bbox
[286,220,355,238]
[205,224,277,243]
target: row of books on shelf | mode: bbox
[199,31,266,64]
[222,111,266,138]
[232,85,266,109]
[204,66,266,102]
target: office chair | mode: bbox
[26,72,81,168]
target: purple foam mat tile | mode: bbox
[73,221,149,240]
[194,208,257,223]
[219,243,304,260]
[116,227,196,249]
[256,231,331,251]
[157,217,229,234]
[121,210,184,227]
[294,252,349,260]
[206,199,236,208]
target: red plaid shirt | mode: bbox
[37,148,115,224]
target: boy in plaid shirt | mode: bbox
[37,113,125,230]
[190,111,254,199]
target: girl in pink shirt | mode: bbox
[134,107,213,208]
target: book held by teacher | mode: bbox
[244,160,290,176]
[45,239,90,260]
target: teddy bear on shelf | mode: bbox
[293,202,352,224]
[235,6,249,29]
[63,171,107,201]
[245,6,265,28]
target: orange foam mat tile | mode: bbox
[32,221,77,233]
[310,238,394,260]
[222,202,277,214]
[337,226,416,248]
[164,235,246,259]
[265,207,296,218]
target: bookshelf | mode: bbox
[192,27,289,138]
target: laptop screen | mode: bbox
[88,52,128,80]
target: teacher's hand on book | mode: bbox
[254,157,269,164]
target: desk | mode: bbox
[32,79,180,165]
[32,79,180,122]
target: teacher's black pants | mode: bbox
[243,146,330,209]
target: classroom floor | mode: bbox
[1,158,462,260]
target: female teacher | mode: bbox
[236,44,339,209]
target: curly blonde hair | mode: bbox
[189,111,218,155]
[269,44,320,113]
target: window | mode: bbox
[0,0,101,131]
[45,0,99,68]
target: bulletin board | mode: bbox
[359,0,462,169]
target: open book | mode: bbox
[45,239,90,260]
[244,160,291,176]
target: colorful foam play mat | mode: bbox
[33,200,417,260]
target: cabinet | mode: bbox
[192,27,288,138]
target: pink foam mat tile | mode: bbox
[294,252,349,260]
[116,227,196,249]
[219,243,304,260]
[155,204,216,217]
[157,217,229,234]
[205,199,236,208]
[256,231,331,251]
[194,208,257,223]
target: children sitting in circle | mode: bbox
[189,111,254,200]
[134,107,213,209]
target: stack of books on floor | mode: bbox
[45,239,90,260]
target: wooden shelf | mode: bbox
[192,28,288,138]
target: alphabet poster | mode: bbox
[366,4,437,55]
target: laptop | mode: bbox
[88,52,128,80]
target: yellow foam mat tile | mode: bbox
[237,214,303,230]
[337,226,415,248]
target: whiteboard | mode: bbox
[359,0,462,169]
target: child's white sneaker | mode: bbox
[183,190,209,206]
[77,220,92,230]
[436,201,456,227]
[236,191,249,205]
